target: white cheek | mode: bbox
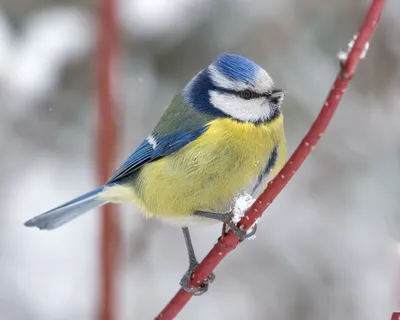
[209,91,272,122]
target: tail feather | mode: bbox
[24,186,108,230]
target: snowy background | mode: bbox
[0,0,399,319]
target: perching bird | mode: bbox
[25,53,287,294]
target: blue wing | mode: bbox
[107,126,208,183]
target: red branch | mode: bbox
[155,0,386,319]
[97,0,118,319]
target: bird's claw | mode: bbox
[180,263,215,296]
[224,220,257,240]
[222,211,258,240]
[193,210,258,241]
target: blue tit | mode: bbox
[25,53,287,294]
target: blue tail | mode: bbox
[24,186,108,230]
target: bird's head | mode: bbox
[183,53,284,124]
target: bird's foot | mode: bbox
[222,211,257,240]
[194,210,257,241]
[179,263,215,296]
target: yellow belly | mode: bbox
[126,116,286,222]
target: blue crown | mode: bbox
[213,53,259,84]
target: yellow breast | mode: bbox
[131,116,286,221]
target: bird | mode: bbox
[24,53,287,294]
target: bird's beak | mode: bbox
[270,88,286,104]
[270,88,285,98]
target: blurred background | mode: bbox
[0,0,399,319]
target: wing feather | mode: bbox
[107,127,208,183]
[107,94,215,183]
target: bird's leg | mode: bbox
[193,211,257,240]
[179,227,215,295]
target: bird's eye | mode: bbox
[239,90,254,100]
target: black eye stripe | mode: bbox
[214,87,267,99]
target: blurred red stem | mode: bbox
[155,0,386,319]
[97,0,118,319]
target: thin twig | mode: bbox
[97,0,119,319]
[155,1,386,319]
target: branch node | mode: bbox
[337,34,370,63]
